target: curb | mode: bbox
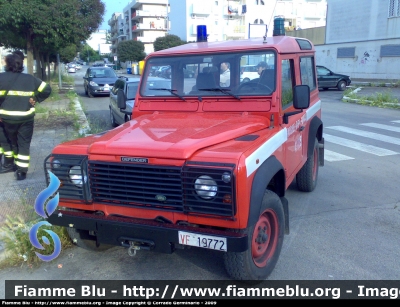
[342,87,400,107]
[73,97,91,136]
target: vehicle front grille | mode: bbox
[89,161,183,210]
[88,161,236,217]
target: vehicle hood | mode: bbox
[88,113,268,159]
[90,77,117,85]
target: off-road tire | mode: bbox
[223,190,285,280]
[296,137,319,192]
[67,227,112,252]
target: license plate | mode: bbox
[104,87,109,91]
[178,231,227,251]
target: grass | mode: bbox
[343,87,400,109]
[0,188,73,269]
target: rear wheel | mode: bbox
[224,190,285,280]
[66,227,112,252]
[337,80,347,91]
[296,137,319,192]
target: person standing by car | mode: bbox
[0,53,52,180]
[220,62,230,87]
[0,50,25,166]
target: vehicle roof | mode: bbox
[89,66,113,70]
[147,36,314,59]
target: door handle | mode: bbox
[299,126,305,131]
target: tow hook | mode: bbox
[128,242,141,257]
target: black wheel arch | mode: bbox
[307,116,323,157]
[248,156,286,228]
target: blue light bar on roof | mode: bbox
[197,25,208,42]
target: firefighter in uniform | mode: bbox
[0,53,52,180]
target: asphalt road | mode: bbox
[1,73,399,299]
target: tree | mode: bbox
[0,0,105,76]
[153,35,187,52]
[117,40,146,63]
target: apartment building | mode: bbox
[107,0,327,56]
[120,0,169,55]
[109,12,124,58]
[167,0,326,42]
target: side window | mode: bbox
[300,56,316,91]
[281,59,294,109]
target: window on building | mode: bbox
[380,44,400,57]
[337,47,356,58]
[388,0,400,17]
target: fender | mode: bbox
[248,156,286,228]
[307,116,323,156]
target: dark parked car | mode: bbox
[316,65,351,91]
[109,77,171,127]
[83,67,119,98]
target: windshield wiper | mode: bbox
[198,88,241,100]
[149,88,186,101]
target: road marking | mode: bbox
[391,120,400,124]
[324,134,399,156]
[360,123,400,133]
[324,149,354,162]
[326,126,400,145]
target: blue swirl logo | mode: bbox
[29,170,62,261]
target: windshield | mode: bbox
[90,69,117,78]
[140,51,276,98]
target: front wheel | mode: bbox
[296,137,319,192]
[67,227,112,252]
[224,190,285,280]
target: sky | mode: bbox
[99,0,124,30]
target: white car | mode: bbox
[67,66,76,73]
[240,65,259,82]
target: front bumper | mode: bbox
[48,210,248,253]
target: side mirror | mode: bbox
[283,85,310,124]
[117,89,127,109]
[293,85,310,109]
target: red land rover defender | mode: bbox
[46,25,324,280]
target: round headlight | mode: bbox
[69,166,87,187]
[194,175,217,199]
[52,159,61,169]
[221,172,232,183]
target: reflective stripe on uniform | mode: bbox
[15,161,29,168]
[0,90,6,95]
[0,107,35,116]
[7,91,35,96]
[38,81,47,92]
[4,151,14,158]
[0,148,3,154]
[16,154,30,161]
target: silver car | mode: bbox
[109,77,171,127]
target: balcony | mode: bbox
[223,5,243,19]
[192,3,211,16]
[134,36,154,43]
[131,10,167,20]
[132,23,167,32]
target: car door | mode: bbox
[110,79,125,125]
